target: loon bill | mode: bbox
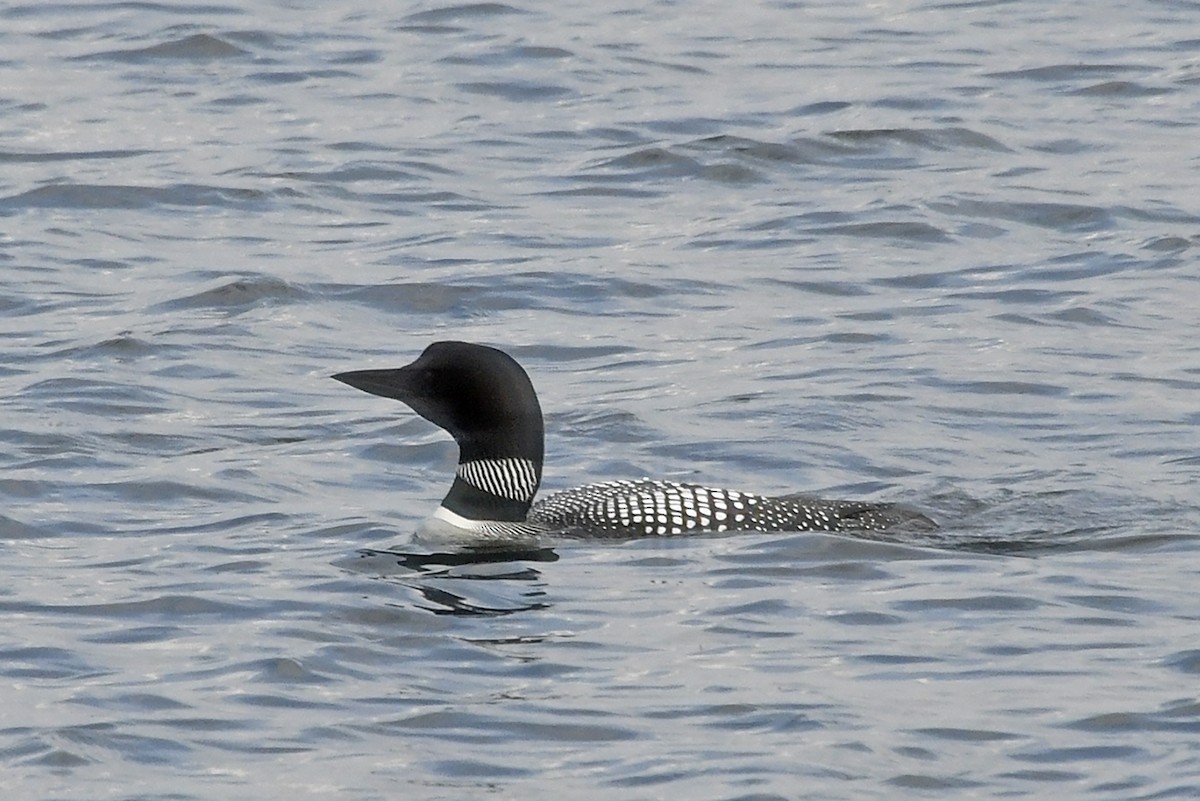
[333,341,934,543]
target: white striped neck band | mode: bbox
[455,458,539,501]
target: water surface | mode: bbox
[2,1,1199,798]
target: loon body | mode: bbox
[334,341,932,544]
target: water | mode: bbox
[3,0,1200,798]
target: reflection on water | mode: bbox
[347,546,559,616]
[5,0,1200,796]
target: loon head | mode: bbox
[333,341,544,524]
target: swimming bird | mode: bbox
[333,341,933,544]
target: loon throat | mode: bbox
[333,341,934,541]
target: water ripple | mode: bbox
[3,0,1200,798]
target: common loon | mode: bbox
[333,341,933,544]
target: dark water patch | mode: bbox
[913,726,1021,742]
[738,135,864,165]
[440,44,573,66]
[928,197,1113,232]
[0,646,107,680]
[431,758,535,778]
[746,209,951,244]
[2,3,242,19]
[641,116,729,136]
[1161,652,1200,676]
[648,702,826,734]
[551,407,656,448]
[683,131,999,175]
[1043,307,1119,326]
[926,377,1068,396]
[75,33,250,63]
[25,748,93,768]
[258,162,428,184]
[457,80,572,101]
[789,100,853,116]
[154,274,308,312]
[401,2,525,26]
[18,376,171,416]
[246,657,334,685]
[323,272,708,318]
[828,126,1012,153]
[710,598,795,618]
[1063,594,1169,615]
[829,610,905,626]
[1143,235,1195,252]
[1073,80,1173,98]
[46,333,173,363]
[887,773,983,790]
[813,221,952,243]
[56,723,193,765]
[891,594,1044,612]
[325,281,502,315]
[1027,138,1095,155]
[1036,250,1144,282]
[367,709,636,744]
[206,92,269,108]
[325,49,384,66]
[616,54,710,75]
[1066,699,1200,733]
[821,331,896,346]
[539,185,664,199]
[0,148,153,164]
[872,94,959,111]
[70,692,190,713]
[84,479,269,505]
[14,383,165,422]
[205,559,270,574]
[0,515,53,539]
[521,343,639,362]
[0,183,274,211]
[0,594,257,620]
[248,69,359,84]
[80,626,182,645]
[325,139,401,154]
[763,278,871,297]
[1120,202,1200,225]
[854,652,943,666]
[688,135,813,165]
[150,362,241,382]
[1010,744,1147,763]
[106,431,219,458]
[952,287,1081,305]
[342,436,451,475]
[593,147,705,178]
[748,210,847,232]
[698,162,764,184]
[357,188,494,212]
[1112,371,1200,392]
[987,63,1155,83]
[997,768,1083,782]
[154,512,290,536]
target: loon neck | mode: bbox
[440,456,541,522]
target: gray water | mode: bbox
[3,1,1200,798]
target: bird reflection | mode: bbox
[352,545,558,616]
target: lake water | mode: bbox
[3,1,1200,798]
